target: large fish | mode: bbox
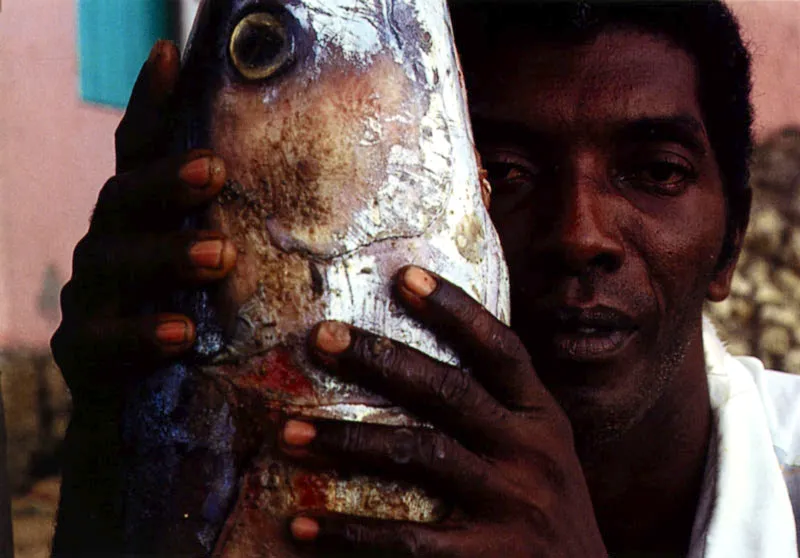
[122,0,510,555]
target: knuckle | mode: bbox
[500,480,560,543]
[341,522,372,547]
[527,448,570,494]
[484,398,513,425]
[94,176,124,216]
[387,427,417,465]
[457,299,486,333]
[442,284,532,364]
[113,320,146,360]
[75,236,120,281]
[58,279,77,313]
[551,410,575,441]
[421,431,453,469]
[114,127,132,163]
[340,422,370,455]
[437,282,488,330]
[50,325,69,368]
[153,233,185,273]
[494,329,530,368]
[71,235,95,272]
[432,366,472,406]
[355,333,399,378]
[524,503,559,544]
[58,276,98,321]
[399,526,437,556]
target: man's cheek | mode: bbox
[647,229,723,310]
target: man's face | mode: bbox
[469,28,740,439]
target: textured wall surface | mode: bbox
[729,1,800,138]
[707,128,800,374]
[0,0,120,349]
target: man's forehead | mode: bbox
[467,28,706,141]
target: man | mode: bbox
[51,1,800,556]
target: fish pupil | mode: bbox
[235,22,284,69]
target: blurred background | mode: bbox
[0,1,798,556]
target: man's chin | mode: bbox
[537,357,676,454]
[553,386,649,450]
[529,355,658,448]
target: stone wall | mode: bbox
[706,128,800,374]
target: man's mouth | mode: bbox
[539,306,638,362]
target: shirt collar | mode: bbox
[687,318,798,557]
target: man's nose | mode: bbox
[540,172,625,275]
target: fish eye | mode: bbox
[230,12,293,81]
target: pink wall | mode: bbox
[0,0,120,348]
[730,1,800,139]
[0,1,798,349]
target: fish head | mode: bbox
[176,0,473,345]
[180,0,457,253]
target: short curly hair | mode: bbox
[450,0,754,264]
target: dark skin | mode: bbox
[470,29,737,552]
[53,26,746,557]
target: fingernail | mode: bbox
[189,240,224,269]
[314,322,351,354]
[156,320,189,346]
[147,40,165,65]
[290,517,319,541]
[283,420,316,447]
[179,157,211,188]
[209,157,225,184]
[148,40,178,98]
[403,266,437,298]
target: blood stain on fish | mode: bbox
[229,348,315,399]
[292,472,329,510]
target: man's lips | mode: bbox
[530,306,638,363]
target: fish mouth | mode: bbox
[533,306,639,363]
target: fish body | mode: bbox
[122,0,509,555]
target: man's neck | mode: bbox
[578,331,713,554]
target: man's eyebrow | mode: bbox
[469,113,708,155]
[616,115,708,154]
[470,115,552,147]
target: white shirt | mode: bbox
[688,319,800,557]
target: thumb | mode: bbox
[115,40,180,174]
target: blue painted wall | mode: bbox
[77,0,175,109]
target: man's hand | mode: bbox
[50,41,236,404]
[281,266,608,557]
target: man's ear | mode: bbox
[707,188,752,302]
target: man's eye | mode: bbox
[617,154,697,195]
[484,161,542,188]
[639,161,690,184]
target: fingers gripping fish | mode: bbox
[122,0,510,555]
